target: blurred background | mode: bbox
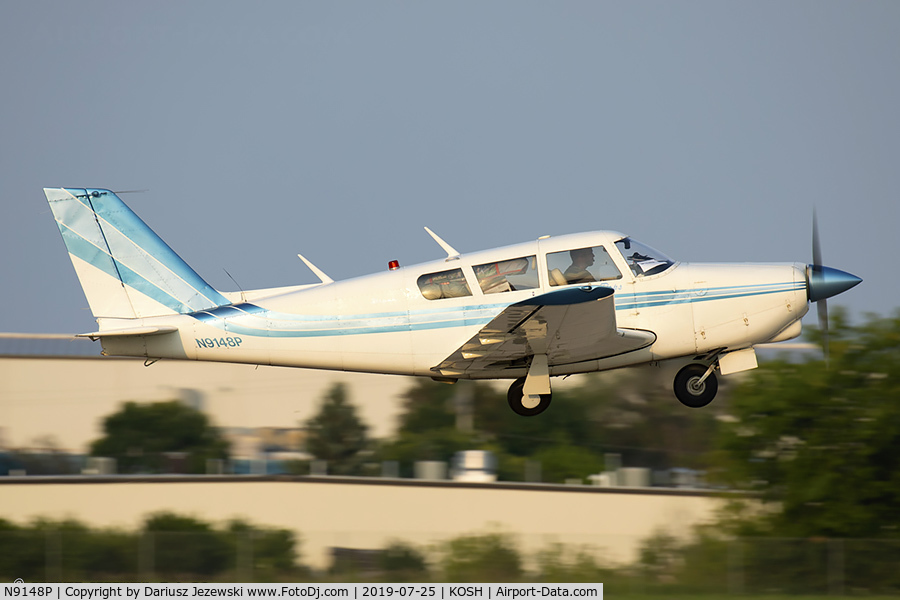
[4,312,900,594]
[2,1,899,594]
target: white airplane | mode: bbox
[44,188,861,416]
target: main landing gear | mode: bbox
[673,363,718,408]
[507,353,553,416]
[507,376,552,416]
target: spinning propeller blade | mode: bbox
[807,210,862,365]
[812,210,829,363]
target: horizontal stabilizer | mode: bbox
[76,325,178,341]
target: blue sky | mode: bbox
[2,2,895,334]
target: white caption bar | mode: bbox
[2,584,602,600]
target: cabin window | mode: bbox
[614,237,674,277]
[547,245,622,286]
[473,255,540,294]
[417,268,472,300]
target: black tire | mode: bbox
[507,377,552,416]
[673,364,718,408]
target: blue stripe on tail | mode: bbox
[48,188,228,316]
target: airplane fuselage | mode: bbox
[99,231,809,379]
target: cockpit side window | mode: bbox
[615,237,675,277]
[547,246,622,286]
[417,268,472,300]
[473,255,540,294]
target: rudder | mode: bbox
[45,188,228,319]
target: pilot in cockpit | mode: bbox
[564,247,596,284]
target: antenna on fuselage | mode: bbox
[424,227,460,261]
[297,253,334,284]
[223,268,246,302]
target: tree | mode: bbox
[713,309,900,539]
[377,380,487,476]
[90,400,229,474]
[395,378,461,433]
[304,383,370,475]
[532,438,604,484]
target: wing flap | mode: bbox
[433,286,655,377]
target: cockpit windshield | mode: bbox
[615,237,675,277]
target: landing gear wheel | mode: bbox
[674,364,718,408]
[507,377,552,416]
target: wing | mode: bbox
[432,286,656,377]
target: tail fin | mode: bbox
[45,188,229,319]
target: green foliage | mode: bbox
[12,513,900,592]
[534,543,613,583]
[553,369,723,471]
[377,428,478,477]
[49,519,136,580]
[304,383,370,475]
[0,518,46,581]
[713,310,900,539]
[531,438,604,484]
[628,523,900,596]
[377,380,492,476]
[383,378,610,481]
[474,379,615,481]
[227,519,299,574]
[396,378,463,433]
[0,513,300,582]
[0,517,137,581]
[470,378,603,459]
[440,532,522,582]
[144,512,232,576]
[637,529,683,584]
[378,541,428,580]
[89,400,229,474]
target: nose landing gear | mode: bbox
[673,363,718,408]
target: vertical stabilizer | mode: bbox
[45,188,228,319]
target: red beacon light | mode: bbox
[388,260,400,271]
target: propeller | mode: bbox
[811,210,829,363]
[807,209,862,365]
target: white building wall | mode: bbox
[0,356,412,452]
[0,478,723,569]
